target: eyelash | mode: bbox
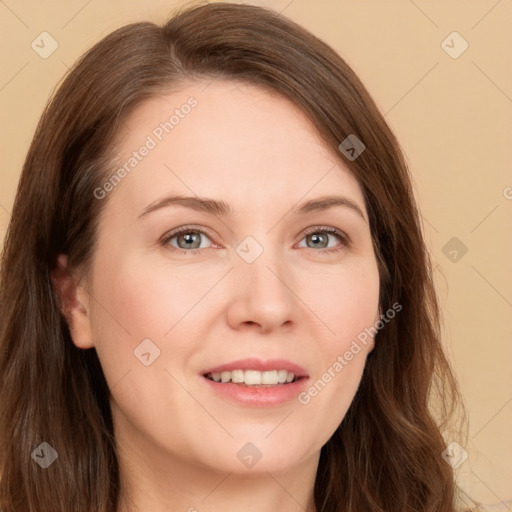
[161,225,349,256]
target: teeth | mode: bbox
[277,369,288,383]
[245,370,261,385]
[206,369,297,386]
[261,370,278,384]
[231,369,244,383]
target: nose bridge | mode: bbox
[239,234,291,296]
[229,233,296,329]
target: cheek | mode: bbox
[86,250,218,390]
[302,254,380,344]
[296,352,367,450]
[84,251,169,386]
[293,256,379,430]
[90,251,206,340]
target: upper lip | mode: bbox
[202,358,309,378]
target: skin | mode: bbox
[53,79,381,512]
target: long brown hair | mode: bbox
[0,2,477,511]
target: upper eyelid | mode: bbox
[162,225,215,242]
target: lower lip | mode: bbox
[201,375,309,407]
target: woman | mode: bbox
[0,2,479,511]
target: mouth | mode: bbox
[200,359,309,406]
[203,369,304,387]
[201,368,309,407]
[200,358,309,404]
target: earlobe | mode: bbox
[51,254,95,349]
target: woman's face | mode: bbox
[71,79,380,476]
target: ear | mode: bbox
[51,254,95,349]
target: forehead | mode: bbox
[105,79,366,219]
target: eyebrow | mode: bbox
[137,194,367,221]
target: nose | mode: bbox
[226,246,297,333]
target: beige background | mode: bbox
[1,0,510,508]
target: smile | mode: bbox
[204,369,299,386]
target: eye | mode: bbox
[161,225,348,255]
[161,226,214,254]
[297,226,348,253]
